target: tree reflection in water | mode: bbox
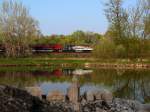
[0,68,149,103]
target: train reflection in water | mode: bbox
[32,69,93,77]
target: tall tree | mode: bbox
[105,0,128,41]
[105,0,126,38]
[128,0,150,39]
[128,0,144,38]
[143,0,150,39]
[0,0,39,57]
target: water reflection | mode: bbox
[32,68,93,76]
[0,68,149,103]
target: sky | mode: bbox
[0,0,137,35]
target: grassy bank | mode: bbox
[0,58,89,65]
[0,58,150,65]
[0,58,149,70]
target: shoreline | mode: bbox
[0,58,149,69]
[0,85,150,112]
[0,63,149,69]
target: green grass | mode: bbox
[0,58,89,65]
[0,57,149,66]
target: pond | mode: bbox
[0,67,149,103]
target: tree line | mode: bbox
[0,0,149,58]
[95,0,150,58]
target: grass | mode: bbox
[0,58,89,65]
[0,56,149,66]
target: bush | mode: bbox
[93,37,116,58]
[115,45,126,58]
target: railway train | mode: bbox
[30,44,93,53]
[0,44,4,52]
[0,44,93,53]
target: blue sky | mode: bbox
[1,0,137,35]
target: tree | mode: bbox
[143,0,150,39]
[0,0,39,57]
[105,0,129,42]
[128,0,144,38]
[71,31,102,45]
[115,44,126,58]
[104,0,150,58]
[71,31,86,45]
[93,37,116,58]
[127,0,150,39]
[144,15,150,39]
[84,32,102,45]
[127,0,150,57]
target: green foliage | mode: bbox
[0,0,149,59]
[31,31,102,46]
[115,45,126,58]
[103,0,150,59]
[126,38,141,58]
[69,31,102,45]
[32,36,61,45]
[93,37,116,58]
[144,15,150,39]
[0,37,2,44]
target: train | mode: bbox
[0,44,4,52]
[31,69,93,77]
[32,44,93,53]
[0,44,93,53]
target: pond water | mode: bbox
[0,67,149,103]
